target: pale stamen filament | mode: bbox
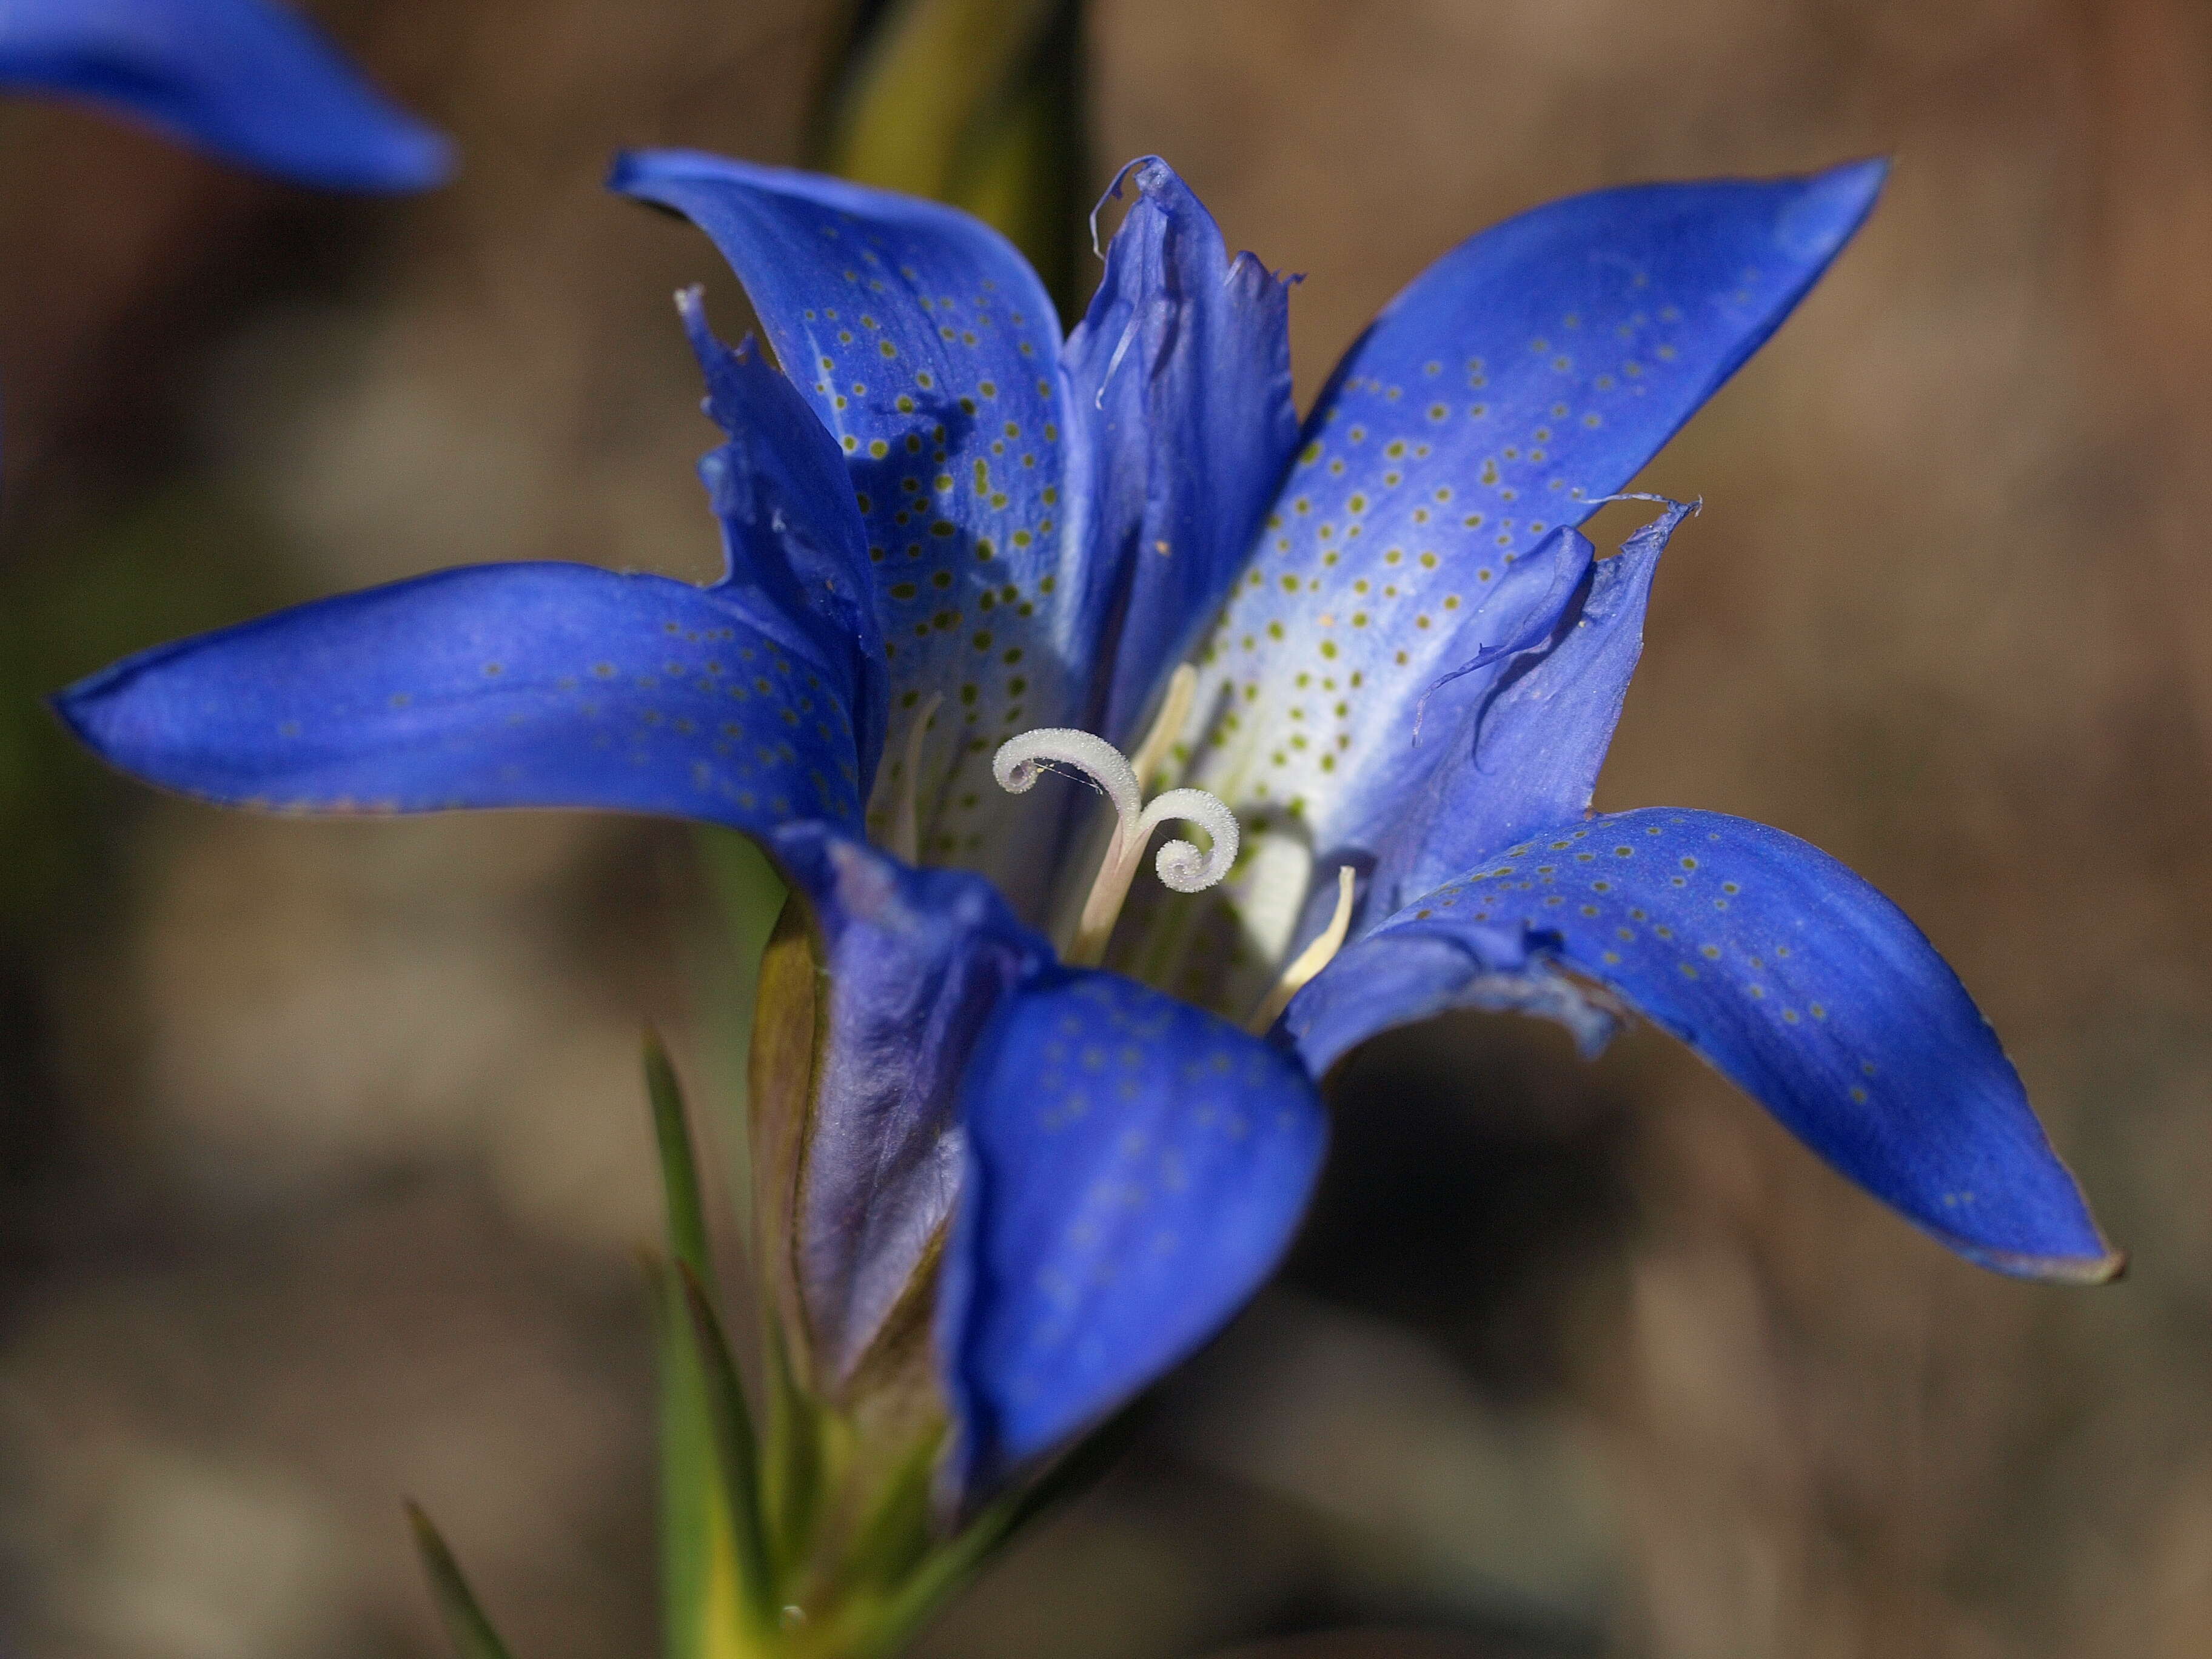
[1127,663,1198,793]
[1071,786,1239,967]
[890,692,942,864]
[992,722,1241,969]
[1247,865,1357,1033]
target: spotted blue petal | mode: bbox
[768,826,1046,1389]
[611,149,1079,905]
[1172,164,1885,1000]
[939,968,1327,1497]
[1062,156,1298,745]
[1366,498,1692,919]
[1285,808,2120,1283]
[683,289,890,794]
[54,563,865,835]
[0,0,450,190]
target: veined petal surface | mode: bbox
[769,827,1045,1390]
[55,563,865,835]
[1173,164,1886,996]
[0,0,450,190]
[611,150,1080,903]
[1063,157,1298,745]
[940,968,1326,1497]
[1285,808,2119,1282]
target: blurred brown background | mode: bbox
[3,1,2210,1654]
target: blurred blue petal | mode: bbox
[941,968,1327,1496]
[0,0,450,190]
[683,289,891,795]
[1181,164,1885,953]
[55,563,866,834]
[769,826,1046,1388]
[1287,808,2119,1282]
[611,150,1080,899]
[1366,498,1694,917]
[1063,156,1297,744]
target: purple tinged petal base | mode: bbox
[765,826,1048,1392]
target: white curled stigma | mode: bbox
[1141,788,1239,893]
[993,689,1239,967]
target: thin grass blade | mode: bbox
[406,1503,518,1659]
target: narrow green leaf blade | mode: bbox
[653,1254,730,1659]
[406,1503,518,1659]
[645,1033,713,1285]
[679,1262,781,1634]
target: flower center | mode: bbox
[994,683,1239,968]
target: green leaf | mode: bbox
[645,1032,714,1285]
[679,1262,782,1637]
[654,1253,734,1659]
[406,1503,518,1659]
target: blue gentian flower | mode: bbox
[0,0,451,190]
[54,151,2119,1501]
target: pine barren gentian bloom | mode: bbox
[56,152,2119,1506]
[0,0,450,190]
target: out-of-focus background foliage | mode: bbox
[2,1,2208,1654]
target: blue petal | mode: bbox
[610,150,1079,897]
[940,968,1327,1496]
[768,826,1047,1389]
[1366,498,1693,917]
[1285,808,2119,1283]
[55,562,866,835]
[1173,166,1883,990]
[0,0,451,190]
[1062,157,1298,744]
[682,289,891,797]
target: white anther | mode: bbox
[1127,663,1197,793]
[1247,865,1357,1033]
[1139,788,1240,894]
[890,692,942,864]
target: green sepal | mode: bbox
[856,1392,1149,1655]
[406,1502,518,1659]
[762,1317,826,1585]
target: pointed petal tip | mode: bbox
[1960,1236,2128,1287]
[1775,155,1891,260]
[1090,153,1186,255]
[603,146,659,196]
[361,123,454,193]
